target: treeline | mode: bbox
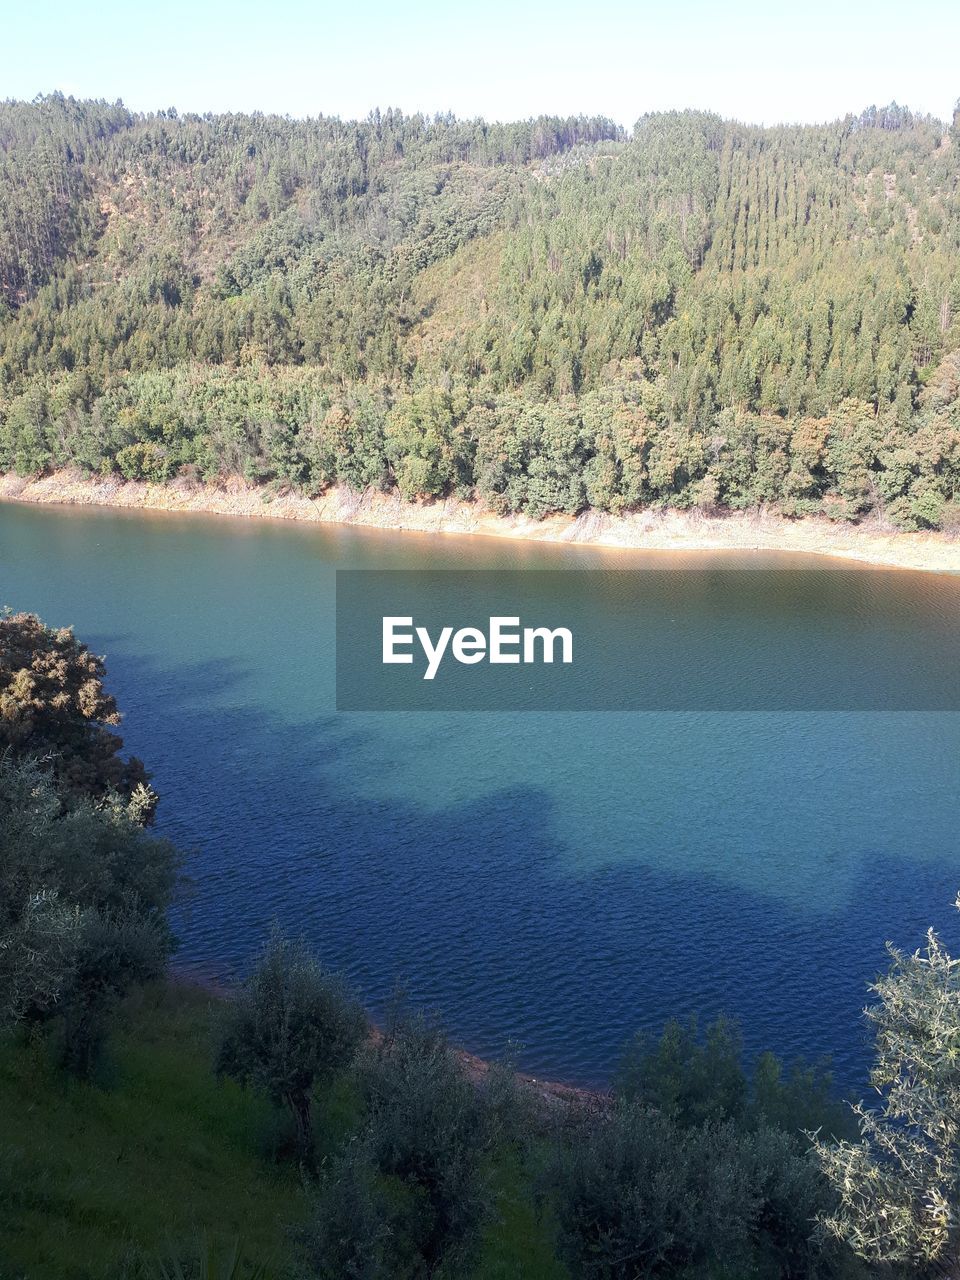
[4,360,959,528]
[1,94,960,529]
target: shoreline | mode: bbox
[3,469,960,573]
[170,968,608,1112]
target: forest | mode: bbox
[1,94,960,529]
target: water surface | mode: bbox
[3,501,959,1088]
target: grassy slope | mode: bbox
[0,983,565,1280]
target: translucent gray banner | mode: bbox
[335,568,960,711]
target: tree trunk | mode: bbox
[287,1090,314,1171]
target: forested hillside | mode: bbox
[2,93,960,529]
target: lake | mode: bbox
[3,499,959,1090]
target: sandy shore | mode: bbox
[3,469,960,573]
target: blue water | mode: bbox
[3,500,959,1089]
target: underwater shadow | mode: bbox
[91,642,960,1095]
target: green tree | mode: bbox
[615,1015,747,1126]
[216,930,366,1168]
[816,896,960,1270]
[358,1010,496,1277]
[0,755,178,1074]
[0,610,155,818]
[551,1102,755,1278]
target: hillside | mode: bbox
[1,94,959,529]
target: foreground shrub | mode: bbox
[616,1015,855,1146]
[816,896,960,1270]
[0,610,155,817]
[751,1051,855,1146]
[296,1144,394,1279]
[216,930,366,1168]
[0,755,178,1074]
[743,1123,855,1280]
[58,905,168,1075]
[300,1011,497,1278]
[550,1099,851,1280]
[615,1015,746,1126]
[358,1011,496,1276]
[0,756,178,937]
[551,1102,756,1278]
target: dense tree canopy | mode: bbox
[0,612,178,1075]
[1,94,959,528]
[0,610,154,816]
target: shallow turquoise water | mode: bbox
[3,500,959,1088]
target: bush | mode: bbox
[0,756,179,1074]
[216,930,366,1168]
[0,610,155,816]
[356,1010,496,1277]
[816,897,960,1269]
[551,1102,756,1278]
[751,1052,855,1146]
[552,1100,849,1280]
[58,906,168,1075]
[0,756,178,942]
[296,1144,394,1280]
[616,1016,855,1147]
[614,1015,746,1126]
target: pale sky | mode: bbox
[5,0,958,128]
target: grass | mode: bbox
[0,984,305,1278]
[0,982,567,1280]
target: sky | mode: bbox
[4,0,959,129]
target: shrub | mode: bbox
[0,610,155,817]
[551,1102,757,1278]
[614,1015,746,1126]
[356,1010,496,1277]
[216,931,366,1168]
[0,756,179,1074]
[815,897,960,1269]
[58,906,168,1075]
[616,1016,855,1146]
[551,1100,849,1280]
[296,1144,394,1280]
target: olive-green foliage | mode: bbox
[301,1010,498,1279]
[0,609,155,815]
[1,97,960,528]
[56,902,170,1077]
[358,1011,496,1277]
[296,1144,395,1280]
[0,984,310,1278]
[615,1015,747,1126]
[589,1016,867,1278]
[0,756,178,1073]
[614,1015,855,1146]
[0,756,177,945]
[752,1052,856,1146]
[551,1102,751,1278]
[386,386,474,500]
[215,930,366,1168]
[550,1101,851,1280]
[816,897,960,1270]
[0,611,177,1075]
[0,983,567,1280]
